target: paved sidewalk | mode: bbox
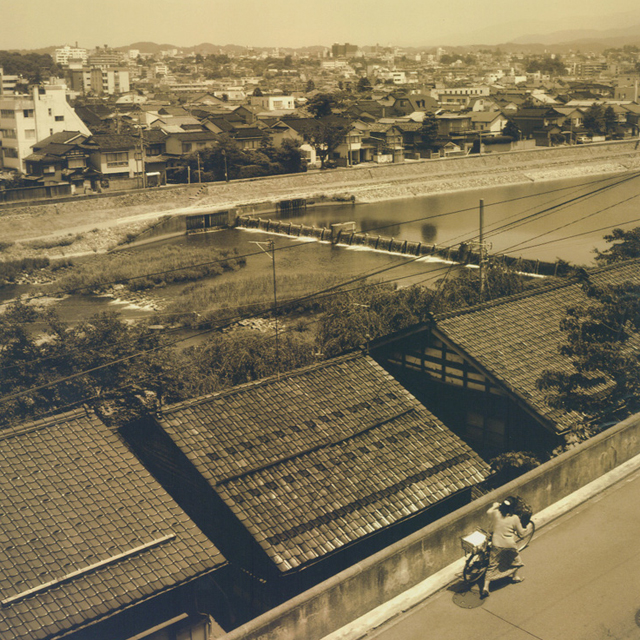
[324,455,640,640]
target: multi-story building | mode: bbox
[54,44,88,67]
[69,67,130,96]
[0,85,91,173]
[88,47,125,69]
[249,94,295,111]
[332,43,359,58]
[0,67,19,96]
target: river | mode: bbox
[7,171,640,323]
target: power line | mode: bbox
[4,170,634,310]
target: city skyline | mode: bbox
[3,0,640,51]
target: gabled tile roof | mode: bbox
[0,408,226,640]
[435,260,640,432]
[83,134,138,151]
[154,354,489,573]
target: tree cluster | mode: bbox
[0,51,61,84]
[169,135,306,183]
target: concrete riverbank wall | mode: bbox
[1,139,639,250]
[221,411,640,640]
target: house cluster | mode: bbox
[2,257,639,640]
[1,41,640,191]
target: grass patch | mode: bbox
[56,244,247,294]
[163,272,342,327]
[26,233,85,250]
[0,241,14,252]
[0,256,70,285]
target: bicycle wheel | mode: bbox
[463,552,487,584]
[516,520,536,552]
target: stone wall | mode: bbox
[221,411,640,640]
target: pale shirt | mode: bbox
[488,504,527,549]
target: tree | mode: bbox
[356,76,372,93]
[604,106,617,134]
[537,277,640,431]
[583,103,606,135]
[301,117,350,169]
[305,79,315,92]
[502,119,521,141]
[253,86,263,97]
[595,227,640,265]
[306,92,341,118]
[418,112,439,149]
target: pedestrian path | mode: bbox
[324,455,640,640]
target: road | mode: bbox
[366,467,640,640]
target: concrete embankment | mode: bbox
[1,140,639,256]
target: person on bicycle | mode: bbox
[481,496,533,598]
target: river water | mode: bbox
[7,171,640,323]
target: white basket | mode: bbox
[461,530,488,553]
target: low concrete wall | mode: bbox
[223,411,640,640]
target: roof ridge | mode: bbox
[216,406,416,486]
[160,352,365,414]
[0,406,91,441]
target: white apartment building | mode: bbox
[249,95,295,110]
[54,45,88,67]
[0,85,91,173]
[0,68,19,96]
[70,68,130,95]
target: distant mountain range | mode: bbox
[9,19,640,57]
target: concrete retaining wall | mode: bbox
[223,411,640,640]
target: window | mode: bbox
[2,147,18,158]
[67,157,85,169]
[44,165,56,174]
[0,109,14,118]
[0,129,16,139]
[105,151,128,167]
[48,108,52,116]
[54,115,64,122]
[23,109,34,118]
[24,129,36,139]
[182,143,192,153]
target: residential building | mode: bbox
[0,85,91,173]
[23,130,91,187]
[0,67,19,96]
[372,259,640,456]
[0,407,231,640]
[70,67,130,96]
[469,111,509,134]
[88,46,125,68]
[164,130,219,156]
[436,85,490,108]
[83,134,140,182]
[249,95,296,111]
[122,353,488,605]
[54,44,88,67]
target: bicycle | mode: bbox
[461,521,536,585]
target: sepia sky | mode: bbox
[2,0,640,50]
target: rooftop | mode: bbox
[435,259,640,432]
[153,354,489,573]
[0,408,226,640]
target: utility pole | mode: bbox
[479,198,487,297]
[196,152,202,183]
[187,165,191,184]
[137,112,146,189]
[222,149,229,182]
[251,240,279,377]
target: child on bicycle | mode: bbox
[481,495,533,598]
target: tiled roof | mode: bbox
[435,260,640,432]
[154,354,489,572]
[166,131,219,142]
[84,134,138,151]
[0,408,226,640]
